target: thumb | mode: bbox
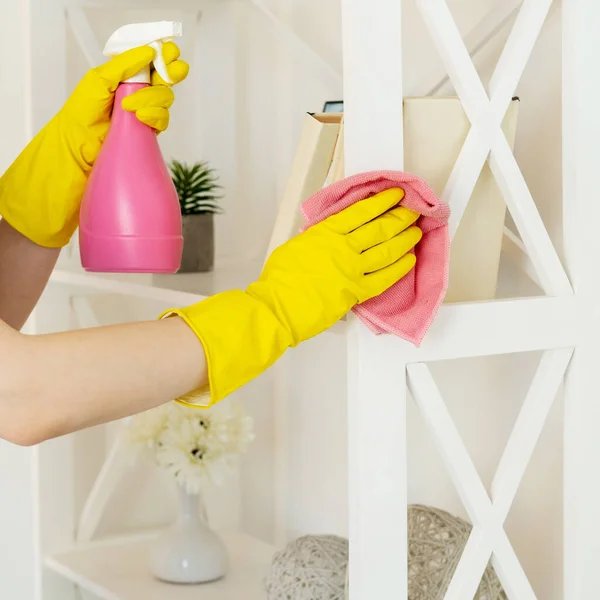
[94,46,155,91]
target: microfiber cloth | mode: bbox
[300,170,451,346]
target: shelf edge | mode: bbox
[49,269,208,305]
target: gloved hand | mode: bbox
[0,42,189,248]
[162,188,422,408]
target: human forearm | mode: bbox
[0,188,423,446]
[0,219,60,329]
[0,316,207,445]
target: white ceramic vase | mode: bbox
[150,485,228,584]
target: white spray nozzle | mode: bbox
[103,21,183,84]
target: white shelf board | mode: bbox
[49,259,348,335]
[50,262,263,305]
[44,531,276,600]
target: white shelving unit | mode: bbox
[44,532,275,600]
[3,0,600,599]
[341,0,600,598]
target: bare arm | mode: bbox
[0,219,60,329]
[0,316,208,446]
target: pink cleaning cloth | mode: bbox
[300,170,451,346]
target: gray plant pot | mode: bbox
[180,214,214,273]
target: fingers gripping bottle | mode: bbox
[79,22,184,273]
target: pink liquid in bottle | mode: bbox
[79,83,183,273]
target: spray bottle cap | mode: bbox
[103,21,183,85]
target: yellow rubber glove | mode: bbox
[162,188,422,408]
[0,42,189,248]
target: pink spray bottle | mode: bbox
[79,22,184,273]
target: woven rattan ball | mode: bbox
[265,534,348,600]
[266,506,506,600]
[406,504,506,600]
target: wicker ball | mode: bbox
[266,506,506,600]
[265,534,348,600]
[407,504,506,600]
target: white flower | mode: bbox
[126,404,171,449]
[209,404,255,454]
[130,400,255,493]
[155,417,232,494]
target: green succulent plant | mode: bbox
[169,160,223,216]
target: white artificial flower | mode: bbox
[130,399,255,493]
[155,417,231,494]
[126,404,171,449]
[173,404,214,434]
[209,404,255,454]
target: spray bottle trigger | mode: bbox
[149,41,172,85]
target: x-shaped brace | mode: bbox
[407,348,572,599]
[415,0,572,297]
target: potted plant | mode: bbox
[169,160,222,273]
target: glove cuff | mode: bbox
[160,289,293,408]
[0,116,87,248]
